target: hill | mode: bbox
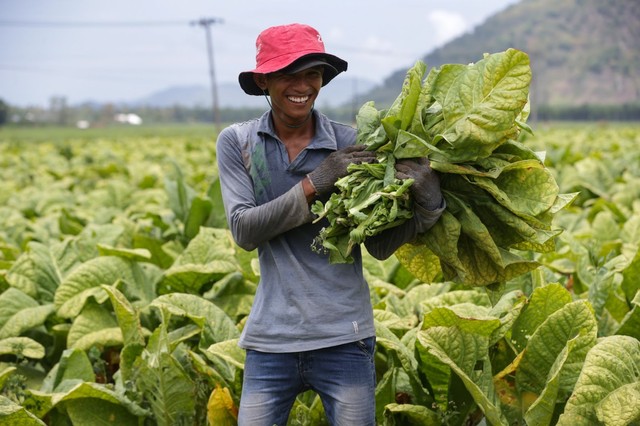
[362,0,640,112]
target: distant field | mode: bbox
[0,123,220,143]
[2,119,637,141]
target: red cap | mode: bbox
[239,23,348,95]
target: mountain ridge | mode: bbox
[363,0,639,109]
[133,76,376,110]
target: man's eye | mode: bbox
[270,74,292,83]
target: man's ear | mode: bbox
[253,74,267,91]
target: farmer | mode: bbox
[216,23,445,425]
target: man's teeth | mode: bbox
[288,96,309,103]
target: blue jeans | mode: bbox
[238,337,376,426]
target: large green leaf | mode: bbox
[159,227,239,294]
[617,291,640,339]
[135,324,197,426]
[184,196,213,241]
[488,289,527,346]
[470,161,558,217]
[102,285,145,346]
[383,403,441,425]
[621,245,640,304]
[416,304,501,413]
[0,337,45,359]
[47,348,95,391]
[596,382,640,426]
[375,319,431,408]
[202,271,256,321]
[395,283,452,319]
[205,339,245,370]
[65,398,140,426]
[5,242,61,301]
[470,191,561,250]
[150,293,239,348]
[421,305,501,337]
[65,223,129,264]
[421,288,491,313]
[510,283,573,351]
[0,288,55,339]
[165,161,196,224]
[416,326,508,425]
[374,309,414,334]
[394,242,442,283]
[205,178,229,229]
[430,49,531,162]
[378,59,427,147]
[558,335,640,426]
[132,233,177,269]
[395,60,426,132]
[96,244,152,262]
[0,395,45,426]
[436,192,504,270]
[516,300,598,406]
[54,256,141,318]
[0,366,16,391]
[565,157,616,199]
[34,381,147,422]
[67,301,122,350]
[410,206,541,286]
[202,338,246,393]
[523,332,585,426]
[355,101,384,148]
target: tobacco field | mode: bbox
[1,123,639,425]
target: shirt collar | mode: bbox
[256,109,338,151]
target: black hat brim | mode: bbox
[239,53,347,96]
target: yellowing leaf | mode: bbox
[207,385,238,426]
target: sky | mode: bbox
[0,0,521,107]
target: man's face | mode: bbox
[257,66,324,127]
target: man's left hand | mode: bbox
[395,157,443,210]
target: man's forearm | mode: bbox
[229,182,315,251]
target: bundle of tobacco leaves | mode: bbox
[311,49,576,286]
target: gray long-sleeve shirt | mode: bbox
[216,110,443,353]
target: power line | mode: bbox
[0,20,189,28]
[0,19,418,58]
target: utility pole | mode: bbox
[191,17,223,128]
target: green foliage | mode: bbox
[314,50,577,287]
[557,336,640,425]
[1,123,640,425]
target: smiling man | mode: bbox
[215,23,444,425]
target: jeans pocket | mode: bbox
[355,336,376,360]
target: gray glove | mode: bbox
[395,157,443,210]
[307,145,376,195]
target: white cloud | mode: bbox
[427,10,468,47]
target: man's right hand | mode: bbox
[307,145,376,195]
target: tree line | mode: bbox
[1,97,639,128]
